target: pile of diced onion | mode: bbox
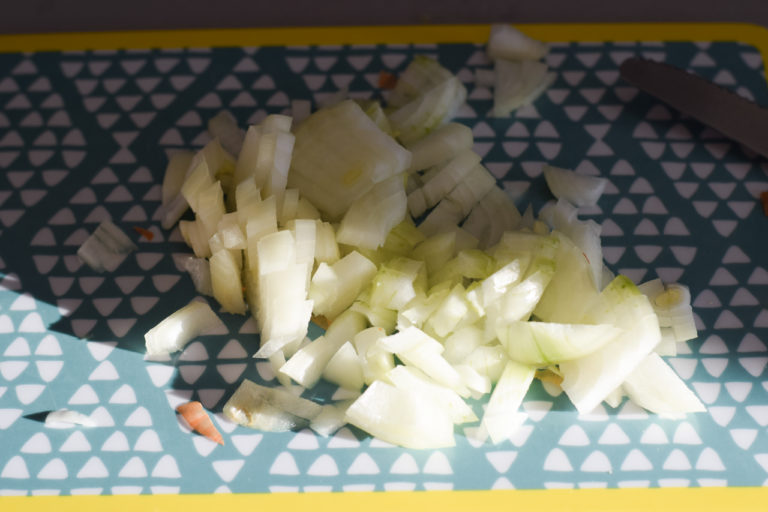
[140,25,704,449]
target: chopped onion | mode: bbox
[279,310,367,388]
[559,275,662,413]
[387,55,456,108]
[538,198,603,289]
[462,187,522,248]
[336,174,408,250]
[45,409,97,428]
[183,256,213,296]
[622,352,705,415]
[344,380,455,449]
[309,251,377,321]
[487,24,549,61]
[77,220,138,273]
[405,122,474,172]
[208,110,245,157]
[388,74,467,145]
[481,360,534,444]
[144,300,224,356]
[492,59,555,117]
[543,165,608,207]
[498,321,623,365]
[162,150,194,206]
[289,100,411,220]
[153,48,706,450]
[223,379,323,431]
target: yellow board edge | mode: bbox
[1,22,767,80]
[1,21,768,511]
[2,487,768,512]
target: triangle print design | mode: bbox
[1,37,768,498]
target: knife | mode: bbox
[619,57,768,159]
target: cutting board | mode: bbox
[0,23,767,511]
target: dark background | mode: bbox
[2,0,768,34]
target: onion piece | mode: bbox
[353,327,394,385]
[183,256,213,296]
[309,251,377,321]
[492,59,555,117]
[498,321,623,366]
[387,55,457,108]
[162,150,194,206]
[344,380,455,449]
[405,122,474,172]
[289,99,411,220]
[378,326,468,395]
[310,401,355,437]
[487,24,549,61]
[559,275,662,413]
[208,110,245,157]
[278,310,367,388]
[336,174,408,250]
[388,75,467,145]
[209,248,246,315]
[462,187,522,248]
[533,231,600,323]
[223,379,323,431]
[45,409,97,428]
[322,342,365,391]
[386,365,477,424]
[543,165,608,207]
[622,352,705,415]
[482,360,535,444]
[77,220,138,273]
[409,150,482,217]
[144,300,224,356]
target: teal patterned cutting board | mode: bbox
[0,25,767,497]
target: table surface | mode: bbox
[2,0,768,35]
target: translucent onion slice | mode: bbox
[387,55,456,108]
[405,122,474,172]
[388,75,467,145]
[487,24,549,61]
[336,174,408,250]
[209,248,246,315]
[344,380,455,449]
[279,310,367,388]
[144,300,223,356]
[45,409,97,428]
[208,110,245,157]
[77,220,138,273]
[223,379,323,431]
[183,256,213,296]
[162,150,194,206]
[622,352,705,415]
[492,59,556,117]
[498,321,623,366]
[482,360,535,444]
[289,99,411,220]
[559,275,662,413]
[414,149,482,216]
[462,187,522,248]
[386,365,477,424]
[322,342,365,392]
[543,165,608,207]
[309,251,377,321]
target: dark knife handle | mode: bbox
[619,57,768,160]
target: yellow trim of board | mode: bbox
[1,487,768,512]
[0,23,765,53]
[1,21,767,512]
[1,22,766,79]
